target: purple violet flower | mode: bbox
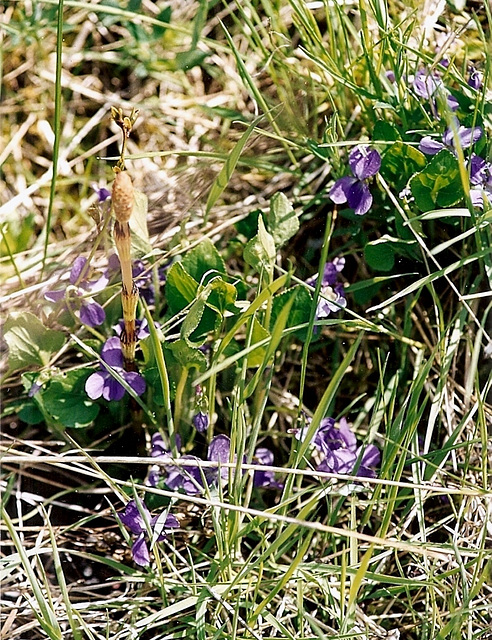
[192,411,209,433]
[151,432,182,457]
[294,416,380,479]
[469,154,492,209]
[118,498,179,566]
[307,257,347,322]
[85,337,146,401]
[28,380,43,397]
[147,433,182,487]
[329,146,381,216]
[45,256,107,327]
[385,69,396,84]
[253,448,283,489]
[467,68,483,91]
[412,68,442,100]
[193,384,209,433]
[419,120,483,155]
[411,68,458,112]
[206,435,232,484]
[150,435,231,495]
[91,182,111,204]
[150,434,282,494]
[96,186,111,202]
[162,455,204,495]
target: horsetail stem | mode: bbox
[111,108,140,370]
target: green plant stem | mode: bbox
[174,366,188,434]
[41,0,64,278]
[1,223,25,289]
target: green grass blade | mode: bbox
[1,505,63,639]
[205,114,263,220]
[42,506,83,640]
[41,0,64,277]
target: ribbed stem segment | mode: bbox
[120,282,139,367]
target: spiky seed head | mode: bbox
[112,171,134,223]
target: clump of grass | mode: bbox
[1,1,491,639]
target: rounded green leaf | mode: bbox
[364,240,395,272]
[4,312,65,372]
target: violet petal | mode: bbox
[329,176,357,204]
[151,433,168,457]
[44,289,66,303]
[85,273,109,294]
[79,301,106,327]
[321,262,339,287]
[101,337,124,368]
[85,372,106,400]
[151,512,180,541]
[28,381,43,397]
[132,533,150,566]
[192,411,209,433]
[70,257,90,285]
[208,435,231,463]
[119,499,148,534]
[349,147,381,180]
[346,180,373,216]
[360,443,381,468]
[468,70,483,90]
[332,256,345,273]
[470,188,484,209]
[97,186,111,203]
[447,94,459,112]
[124,371,147,397]
[418,137,445,155]
[469,155,488,185]
[412,71,441,98]
[443,125,483,149]
[337,417,357,450]
[333,448,358,473]
[102,376,126,402]
[457,126,483,148]
[254,447,274,466]
[165,456,203,495]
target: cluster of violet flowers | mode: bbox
[328,62,488,218]
[45,256,108,328]
[112,251,378,565]
[410,64,483,114]
[409,65,489,208]
[294,416,380,478]
[118,497,179,567]
[117,432,285,566]
[418,119,490,209]
[147,433,283,495]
